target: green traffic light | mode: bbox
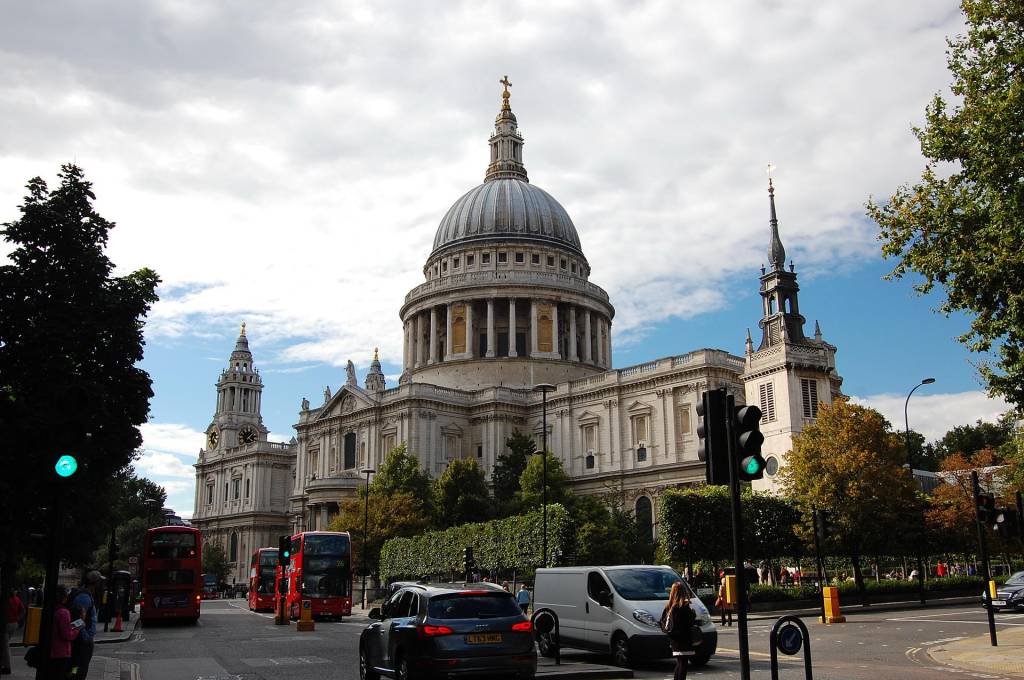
[55,454,78,477]
[742,457,763,475]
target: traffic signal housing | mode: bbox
[278,535,291,566]
[463,546,475,574]
[976,492,996,524]
[697,389,729,485]
[994,507,1019,539]
[734,404,766,482]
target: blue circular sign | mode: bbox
[55,454,78,478]
[778,624,803,656]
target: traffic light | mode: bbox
[734,404,766,482]
[976,492,996,524]
[994,507,1019,539]
[278,535,291,566]
[815,510,830,545]
[55,454,78,478]
[463,546,475,574]
[696,389,729,485]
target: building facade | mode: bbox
[191,325,296,585]
[194,84,843,550]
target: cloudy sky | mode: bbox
[2,1,1009,518]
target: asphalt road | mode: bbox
[117,599,1024,680]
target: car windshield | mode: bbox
[1006,571,1024,586]
[428,593,522,619]
[604,568,690,601]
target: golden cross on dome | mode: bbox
[766,162,775,187]
[374,347,380,361]
[500,75,511,94]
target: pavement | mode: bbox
[925,621,1024,677]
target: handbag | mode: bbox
[24,645,41,669]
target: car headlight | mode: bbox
[697,610,712,626]
[633,609,660,627]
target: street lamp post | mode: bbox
[533,383,555,568]
[904,377,935,607]
[360,467,375,610]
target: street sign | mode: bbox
[777,624,802,655]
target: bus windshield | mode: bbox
[149,532,198,559]
[302,556,349,597]
[259,551,278,568]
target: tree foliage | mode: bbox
[330,491,431,577]
[933,417,1015,462]
[926,449,1001,553]
[779,399,920,592]
[202,544,231,585]
[867,0,1024,408]
[368,444,434,520]
[433,459,492,528]
[0,165,159,576]
[517,453,571,509]
[492,431,534,511]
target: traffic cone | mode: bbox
[112,610,123,633]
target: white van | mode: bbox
[532,565,717,667]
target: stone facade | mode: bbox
[191,324,296,585]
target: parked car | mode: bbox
[532,565,717,668]
[983,571,1024,611]
[360,583,536,680]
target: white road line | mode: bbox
[894,618,1024,627]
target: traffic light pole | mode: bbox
[104,527,116,631]
[724,392,751,680]
[36,491,63,680]
[971,471,998,647]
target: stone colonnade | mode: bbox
[403,298,611,371]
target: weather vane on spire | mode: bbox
[500,75,511,109]
[766,162,775,189]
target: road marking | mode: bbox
[895,618,1024,627]
[921,636,966,645]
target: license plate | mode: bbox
[992,600,1006,606]
[466,633,502,644]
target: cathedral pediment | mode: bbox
[625,400,653,415]
[314,383,375,421]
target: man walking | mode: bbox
[71,571,101,680]
[516,584,530,614]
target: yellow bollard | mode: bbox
[23,606,42,645]
[989,580,997,600]
[296,599,315,632]
[819,586,846,624]
[723,575,738,605]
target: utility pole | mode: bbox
[972,471,998,647]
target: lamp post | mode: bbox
[904,377,935,606]
[533,383,555,568]
[360,467,375,610]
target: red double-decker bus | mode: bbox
[283,531,352,620]
[248,547,278,612]
[140,526,202,622]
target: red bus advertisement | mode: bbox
[248,547,278,612]
[140,526,202,622]
[283,531,352,620]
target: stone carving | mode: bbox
[323,385,332,403]
[346,360,357,386]
[341,396,356,414]
[301,397,310,410]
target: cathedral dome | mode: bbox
[431,178,582,256]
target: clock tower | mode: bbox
[192,323,295,586]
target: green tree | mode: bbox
[202,544,231,585]
[933,417,1015,462]
[492,431,535,513]
[0,165,159,597]
[867,0,1024,408]
[369,444,434,519]
[780,399,920,598]
[517,453,571,509]
[434,459,492,528]
[1001,435,1024,495]
[329,491,431,577]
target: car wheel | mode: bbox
[610,634,632,668]
[537,632,556,658]
[395,653,415,680]
[359,645,379,680]
[689,653,711,667]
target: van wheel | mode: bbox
[689,653,711,667]
[610,634,632,668]
[537,632,556,658]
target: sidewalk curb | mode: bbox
[745,595,977,621]
[95,617,139,644]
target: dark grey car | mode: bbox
[360,584,537,680]
[985,571,1024,611]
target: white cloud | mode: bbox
[0,0,968,366]
[139,422,205,459]
[850,390,1011,443]
[136,422,204,518]
[136,450,195,479]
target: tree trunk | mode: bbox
[850,553,867,606]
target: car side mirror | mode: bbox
[368,607,382,620]
[597,590,612,607]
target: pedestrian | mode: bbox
[3,587,26,675]
[715,578,733,627]
[71,571,102,680]
[501,581,510,593]
[50,585,81,680]
[516,584,530,614]
[660,581,698,680]
[936,561,947,578]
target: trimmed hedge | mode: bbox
[746,575,1004,604]
[380,504,572,582]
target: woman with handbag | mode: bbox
[660,581,699,680]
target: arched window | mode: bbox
[229,533,238,562]
[635,496,654,540]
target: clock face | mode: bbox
[207,429,220,449]
[239,426,257,445]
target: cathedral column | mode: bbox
[466,300,475,357]
[429,307,438,364]
[508,298,518,357]
[402,321,409,371]
[606,321,613,368]
[568,305,578,361]
[552,303,560,359]
[486,299,496,358]
[583,310,593,363]
[530,300,539,356]
[446,303,454,359]
[598,317,607,367]
[415,313,425,367]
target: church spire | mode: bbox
[365,347,385,393]
[755,171,807,350]
[768,175,786,271]
[485,75,529,183]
